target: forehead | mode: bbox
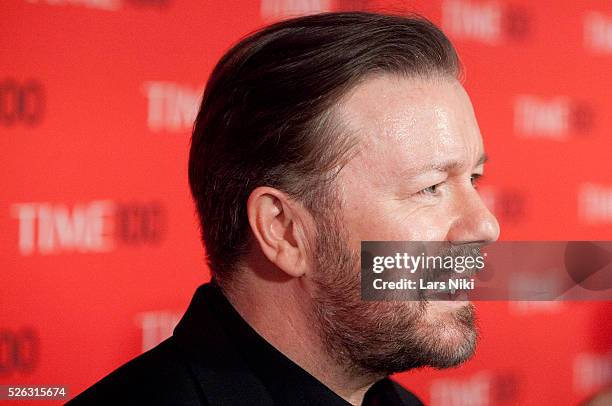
[334,74,484,177]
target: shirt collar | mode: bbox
[173,282,421,406]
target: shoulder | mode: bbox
[66,337,206,405]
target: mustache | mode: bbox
[419,243,484,284]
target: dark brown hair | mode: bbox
[188,11,461,282]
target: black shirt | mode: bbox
[68,282,424,405]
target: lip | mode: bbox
[429,293,470,309]
[427,288,469,302]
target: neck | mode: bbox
[220,270,381,405]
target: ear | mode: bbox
[246,187,313,278]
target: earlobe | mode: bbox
[247,187,309,278]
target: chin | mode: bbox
[420,302,478,369]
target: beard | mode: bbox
[309,208,478,376]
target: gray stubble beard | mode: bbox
[309,209,478,377]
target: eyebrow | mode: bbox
[402,153,488,177]
[476,153,488,166]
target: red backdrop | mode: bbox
[2,0,612,405]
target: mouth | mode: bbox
[428,286,469,302]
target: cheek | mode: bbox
[341,201,404,246]
[342,199,453,243]
[403,213,451,241]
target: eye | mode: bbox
[470,174,482,188]
[419,183,442,196]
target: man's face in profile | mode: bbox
[309,73,500,375]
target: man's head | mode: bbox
[189,11,499,376]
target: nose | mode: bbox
[447,187,500,244]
